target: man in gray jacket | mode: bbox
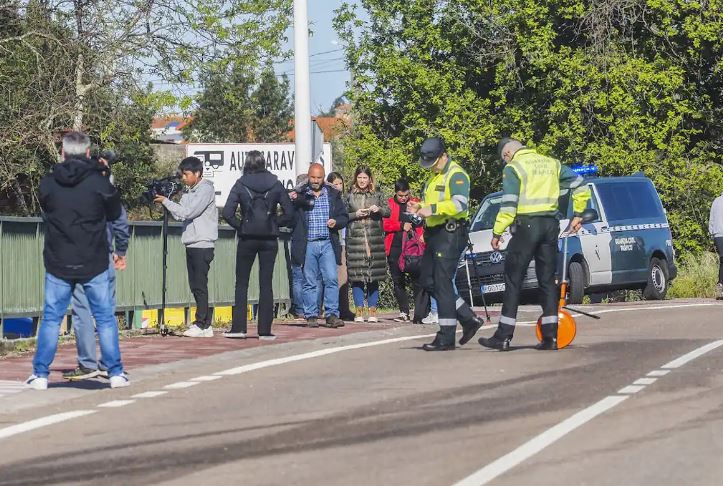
[709,193,723,299]
[155,156,219,337]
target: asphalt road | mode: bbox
[1,300,722,486]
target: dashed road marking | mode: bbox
[633,378,657,386]
[97,400,135,408]
[0,380,26,399]
[190,375,223,382]
[647,370,670,377]
[132,391,168,398]
[0,411,96,440]
[453,339,723,486]
[618,385,646,394]
[164,381,200,389]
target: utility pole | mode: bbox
[293,0,312,177]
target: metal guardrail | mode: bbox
[0,217,290,338]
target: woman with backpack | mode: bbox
[383,178,426,322]
[345,166,390,322]
[222,151,294,339]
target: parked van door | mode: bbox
[574,185,613,286]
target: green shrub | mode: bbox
[668,252,719,299]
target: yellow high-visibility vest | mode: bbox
[508,149,560,214]
[421,160,470,228]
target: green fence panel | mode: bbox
[0,217,290,323]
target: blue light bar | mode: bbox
[571,165,599,176]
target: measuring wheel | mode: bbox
[536,308,577,349]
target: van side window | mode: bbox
[564,184,599,220]
[596,181,663,221]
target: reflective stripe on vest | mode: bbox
[508,150,561,214]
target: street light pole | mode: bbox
[293,0,312,177]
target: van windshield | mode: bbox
[470,196,501,232]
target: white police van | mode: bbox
[457,172,677,304]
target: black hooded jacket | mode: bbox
[222,171,295,237]
[39,156,122,280]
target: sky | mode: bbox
[275,1,363,115]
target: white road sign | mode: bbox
[185,143,333,207]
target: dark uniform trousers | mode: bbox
[419,225,477,340]
[498,216,559,340]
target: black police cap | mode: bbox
[419,137,446,168]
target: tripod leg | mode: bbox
[160,207,169,336]
[467,239,491,321]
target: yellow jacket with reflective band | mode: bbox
[420,160,470,228]
[493,148,591,236]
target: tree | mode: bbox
[184,63,293,143]
[0,1,291,215]
[334,0,723,253]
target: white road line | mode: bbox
[515,302,723,326]
[618,385,646,394]
[453,395,629,486]
[97,400,136,408]
[215,333,437,376]
[633,378,657,386]
[661,339,723,369]
[164,381,200,389]
[132,391,168,398]
[0,411,96,440]
[453,338,723,485]
[647,370,671,377]
[190,375,223,382]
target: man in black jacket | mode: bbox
[26,131,128,390]
[290,163,348,328]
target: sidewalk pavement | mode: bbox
[0,319,395,383]
[0,310,500,385]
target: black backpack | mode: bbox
[240,183,277,237]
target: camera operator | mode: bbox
[26,131,128,390]
[221,151,294,339]
[154,156,218,338]
[63,150,130,381]
[289,163,348,329]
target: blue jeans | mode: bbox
[33,271,123,378]
[291,264,305,315]
[303,240,339,318]
[292,264,322,315]
[351,281,379,308]
[430,297,438,313]
[71,256,115,370]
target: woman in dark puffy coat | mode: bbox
[345,166,390,322]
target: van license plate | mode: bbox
[482,283,505,293]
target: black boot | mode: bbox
[536,323,558,350]
[459,316,484,345]
[422,327,456,351]
[478,332,511,351]
[535,337,558,350]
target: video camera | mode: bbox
[291,184,316,211]
[142,176,182,204]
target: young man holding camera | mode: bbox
[154,156,218,337]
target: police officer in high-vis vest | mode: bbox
[479,138,591,351]
[409,137,484,351]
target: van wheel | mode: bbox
[643,257,668,300]
[567,261,585,305]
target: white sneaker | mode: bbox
[183,324,205,337]
[223,331,247,339]
[202,327,214,337]
[422,312,439,324]
[109,373,130,388]
[25,375,48,390]
[354,316,365,323]
[368,316,379,323]
[259,334,277,341]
